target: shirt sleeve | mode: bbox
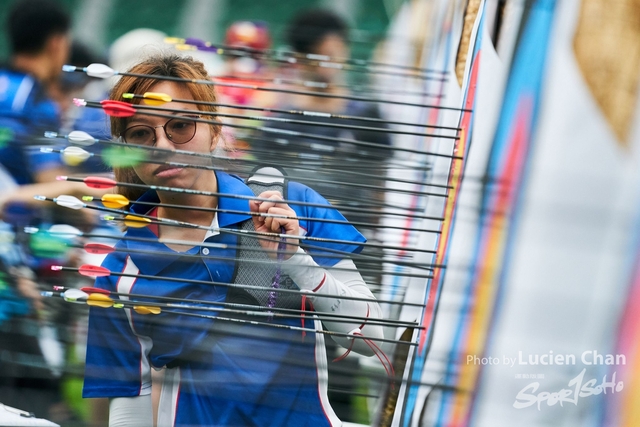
[282,249,384,356]
[283,182,384,355]
[287,181,366,267]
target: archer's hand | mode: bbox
[249,191,299,260]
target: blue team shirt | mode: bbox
[83,171,365,427]
[0,68,62,184]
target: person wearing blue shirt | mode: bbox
[0,0,70,185]
[83,55,385,427]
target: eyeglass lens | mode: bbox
[123,117,198,146]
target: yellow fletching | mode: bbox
[175,44,196,51]
[87,293,114,308]
[134,305,161,315]
[164,37,184,44]
[62,146,91,166]
[142,92,172,106]
[102,193,130,209]
[124,215,151,228]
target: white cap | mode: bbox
[109,28,169,73]
[108,28,224,78]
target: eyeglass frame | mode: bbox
[120,114,203,147]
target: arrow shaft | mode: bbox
[76,242,436,280]
[55,286,420,328]
[48,131,438,184]
[130,94,460,134]
[73,229,441,274]
[130,92,461,131]
[86,101,461,159]
[113,198,441,235]
[170,37,445,75]
[79,68,467,112]
[63,175,445,222]
[56,266,426,308]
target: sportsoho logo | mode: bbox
[512,351,625,410]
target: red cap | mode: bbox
[225,21,271,50]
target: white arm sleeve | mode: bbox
[109,395,153,427]
[282,247,384,356]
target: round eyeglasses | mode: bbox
[122,115,201,147]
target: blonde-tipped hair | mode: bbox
[110,54,221,200]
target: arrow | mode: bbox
[78,235,436,280]
[81,193,441,235]
[123,92,460,136]
[74,226,440,277]
[69,286,421,329]
[61,288,89,303]
[83,99,460,160]
[37,194,196,230]
[85,194,129,209]
[45,145,148,169]
[64,64,470,112]
[43,130,442,190]
[27,218,441,279]
[78,264,111,277]
[42,133,451,214]
[100,100,136,117]
[44,130,99,146]
[58,175,445,223]
[54,263,425,310]
[211,73,446,101]
[51,194,85,210]
[45,140,450,204]
[44,285,415,345]
[37,193,440,257]
[58,175,117,189]
[39,146,94,166]
[104,212,440,259]
[163,37,445,82]
[125,91,460,131]
[79,99,460,165]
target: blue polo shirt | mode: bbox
[83,171,365,427]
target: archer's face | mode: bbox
[127,81,218,192]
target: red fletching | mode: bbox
[84,176,117,189]
[100,100,136,117]
[78,264,111,277]
[84,242,115,255]
[80,286,110,295]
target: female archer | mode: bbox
[82,54,384,427]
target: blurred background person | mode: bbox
[0,163,81,425]
[215,20,277,165]
[217,20,275,107]
[48,41,112,176]
[0,0,70,186]
[0,2,97,424]
[254,8,390,270]
[254,8,390,191]
[251,8,392,422]
[0,0,97,267]
[282,8,352,113]
[0,0,96,233]
[48,41,110,140]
